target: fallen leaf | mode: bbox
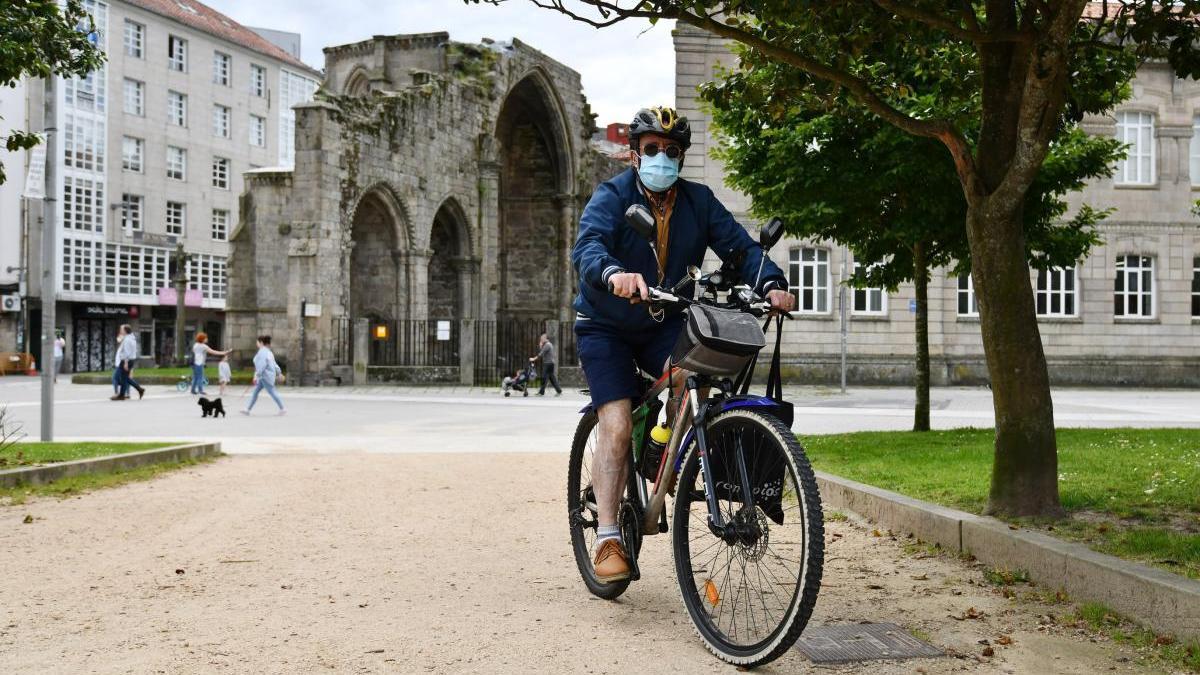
[22,514,33,524]
[871,529,882,537]
[174,569,185,575]
[365,649,384,654]
[911,574,928,581]
[996,635,1014,646]
[867,584,884,590]
[982,647,995,657]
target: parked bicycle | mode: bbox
[567,206,824,667]
[177,373,208,392]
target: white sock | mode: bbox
[596,524,621,549]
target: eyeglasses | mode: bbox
[641,143,683,160]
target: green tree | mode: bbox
[474,0,1197,517]
[705,57,1122,432]
[0,0,105,185]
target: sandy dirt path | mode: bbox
[0,454,1165,673]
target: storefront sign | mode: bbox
[157,287,204,307]
[80,304,130,318]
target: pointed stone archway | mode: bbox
[427,197,476,320]
[349,186,412,321]
[495,71,575,323]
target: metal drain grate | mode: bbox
[795,623,944,663]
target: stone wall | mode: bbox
[229,32,622,383]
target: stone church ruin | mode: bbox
[227,32,621,384]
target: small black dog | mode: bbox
[198,397,226,418]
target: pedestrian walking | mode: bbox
[532,333,562,396]
[241,335,286,416]
[110,324,144,401]
[218,354,232,397]
[110,329,124,397]
[53,332,66,383]
[190,333,230,395]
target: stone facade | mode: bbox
[228,33,621,383]
[674,24,1200,387]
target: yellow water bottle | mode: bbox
[640,424,672,479]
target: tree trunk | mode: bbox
[965,203,1064,518]
[912,241,930,432]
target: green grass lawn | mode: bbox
[0,441,176,467]
[73,366,257,384]
[803,428,1200,579]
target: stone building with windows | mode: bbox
[674,24,1200,386]
[228,32,620,384]
[0,0,320,372]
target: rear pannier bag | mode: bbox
[671,305,766,376]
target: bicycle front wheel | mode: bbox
[672,408,824,667]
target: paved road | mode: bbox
[1,379,1196,454]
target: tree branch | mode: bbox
[871,0,1031,43]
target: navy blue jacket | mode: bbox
[572,169,787,330]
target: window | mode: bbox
[213,104,230,138]
[101,243,169,297]
[212,157,230,189]
[166,146,187,181]
[123,20,144,58]
[1114,255,1155,318]
[121,136,143,173]
[249,115,266,147]
[165,201,186,236]
[851,262,886,315]
[168,35,187,71]
[1115,111,1155,185]
[788,248,830,313]
[250,64,266,96]
[168,90,187,126]
[957,274,979,317]
[1192,117,1200,186]
[212,209,229,241]
[188,254,228,301]
[1036,266,1078,317]
[63,176,105,233]
[213,52,230,86]
[1193,257,1200,318]
[62,237,101,293]
[121,194,143,232]
[63,114,105,171]
[65,69,106,113]
[123,78,143,116]
[279,70,318,166]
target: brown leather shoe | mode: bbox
[592,539,630,584]
[110,395,126,401]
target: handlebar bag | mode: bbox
[671,305,766,376]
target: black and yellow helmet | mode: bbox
[629,106,692,151]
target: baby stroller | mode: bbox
[502,361,537,397]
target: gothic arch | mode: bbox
[349,186,412,320]
[344,66,371,97]
[428,196,475,320]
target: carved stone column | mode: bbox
[407,248,432,321]
[477,134,502,320]
[450,256,481,320]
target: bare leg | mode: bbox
[592,399,632,529]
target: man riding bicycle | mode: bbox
[572,106,796,584]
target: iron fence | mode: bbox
[474,318,577,386]
[332,317,353,366]
[369,319,458,367]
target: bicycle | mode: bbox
[567,207,824,667]
[177,373,209,392]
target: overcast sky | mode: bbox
[202,0,677,125]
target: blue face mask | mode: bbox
[638,151,680,192]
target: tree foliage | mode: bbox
[703,45,1126,291]
[0,0,105,185]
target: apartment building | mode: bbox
[0,0,320,372]
[674,23,1200,386]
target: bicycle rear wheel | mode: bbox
[672,408,824,667]
[567,411,636,600]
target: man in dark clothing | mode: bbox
[532,333,562,396]
[572,106,795,584]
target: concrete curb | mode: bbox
[0,442,222,488]
[815,471,1200,641]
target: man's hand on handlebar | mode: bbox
[766,289,796,314]
[609,272,649,304]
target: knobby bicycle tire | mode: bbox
[671,408,824,667]
[567,411,632,600]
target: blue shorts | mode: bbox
[575,316,684,407]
